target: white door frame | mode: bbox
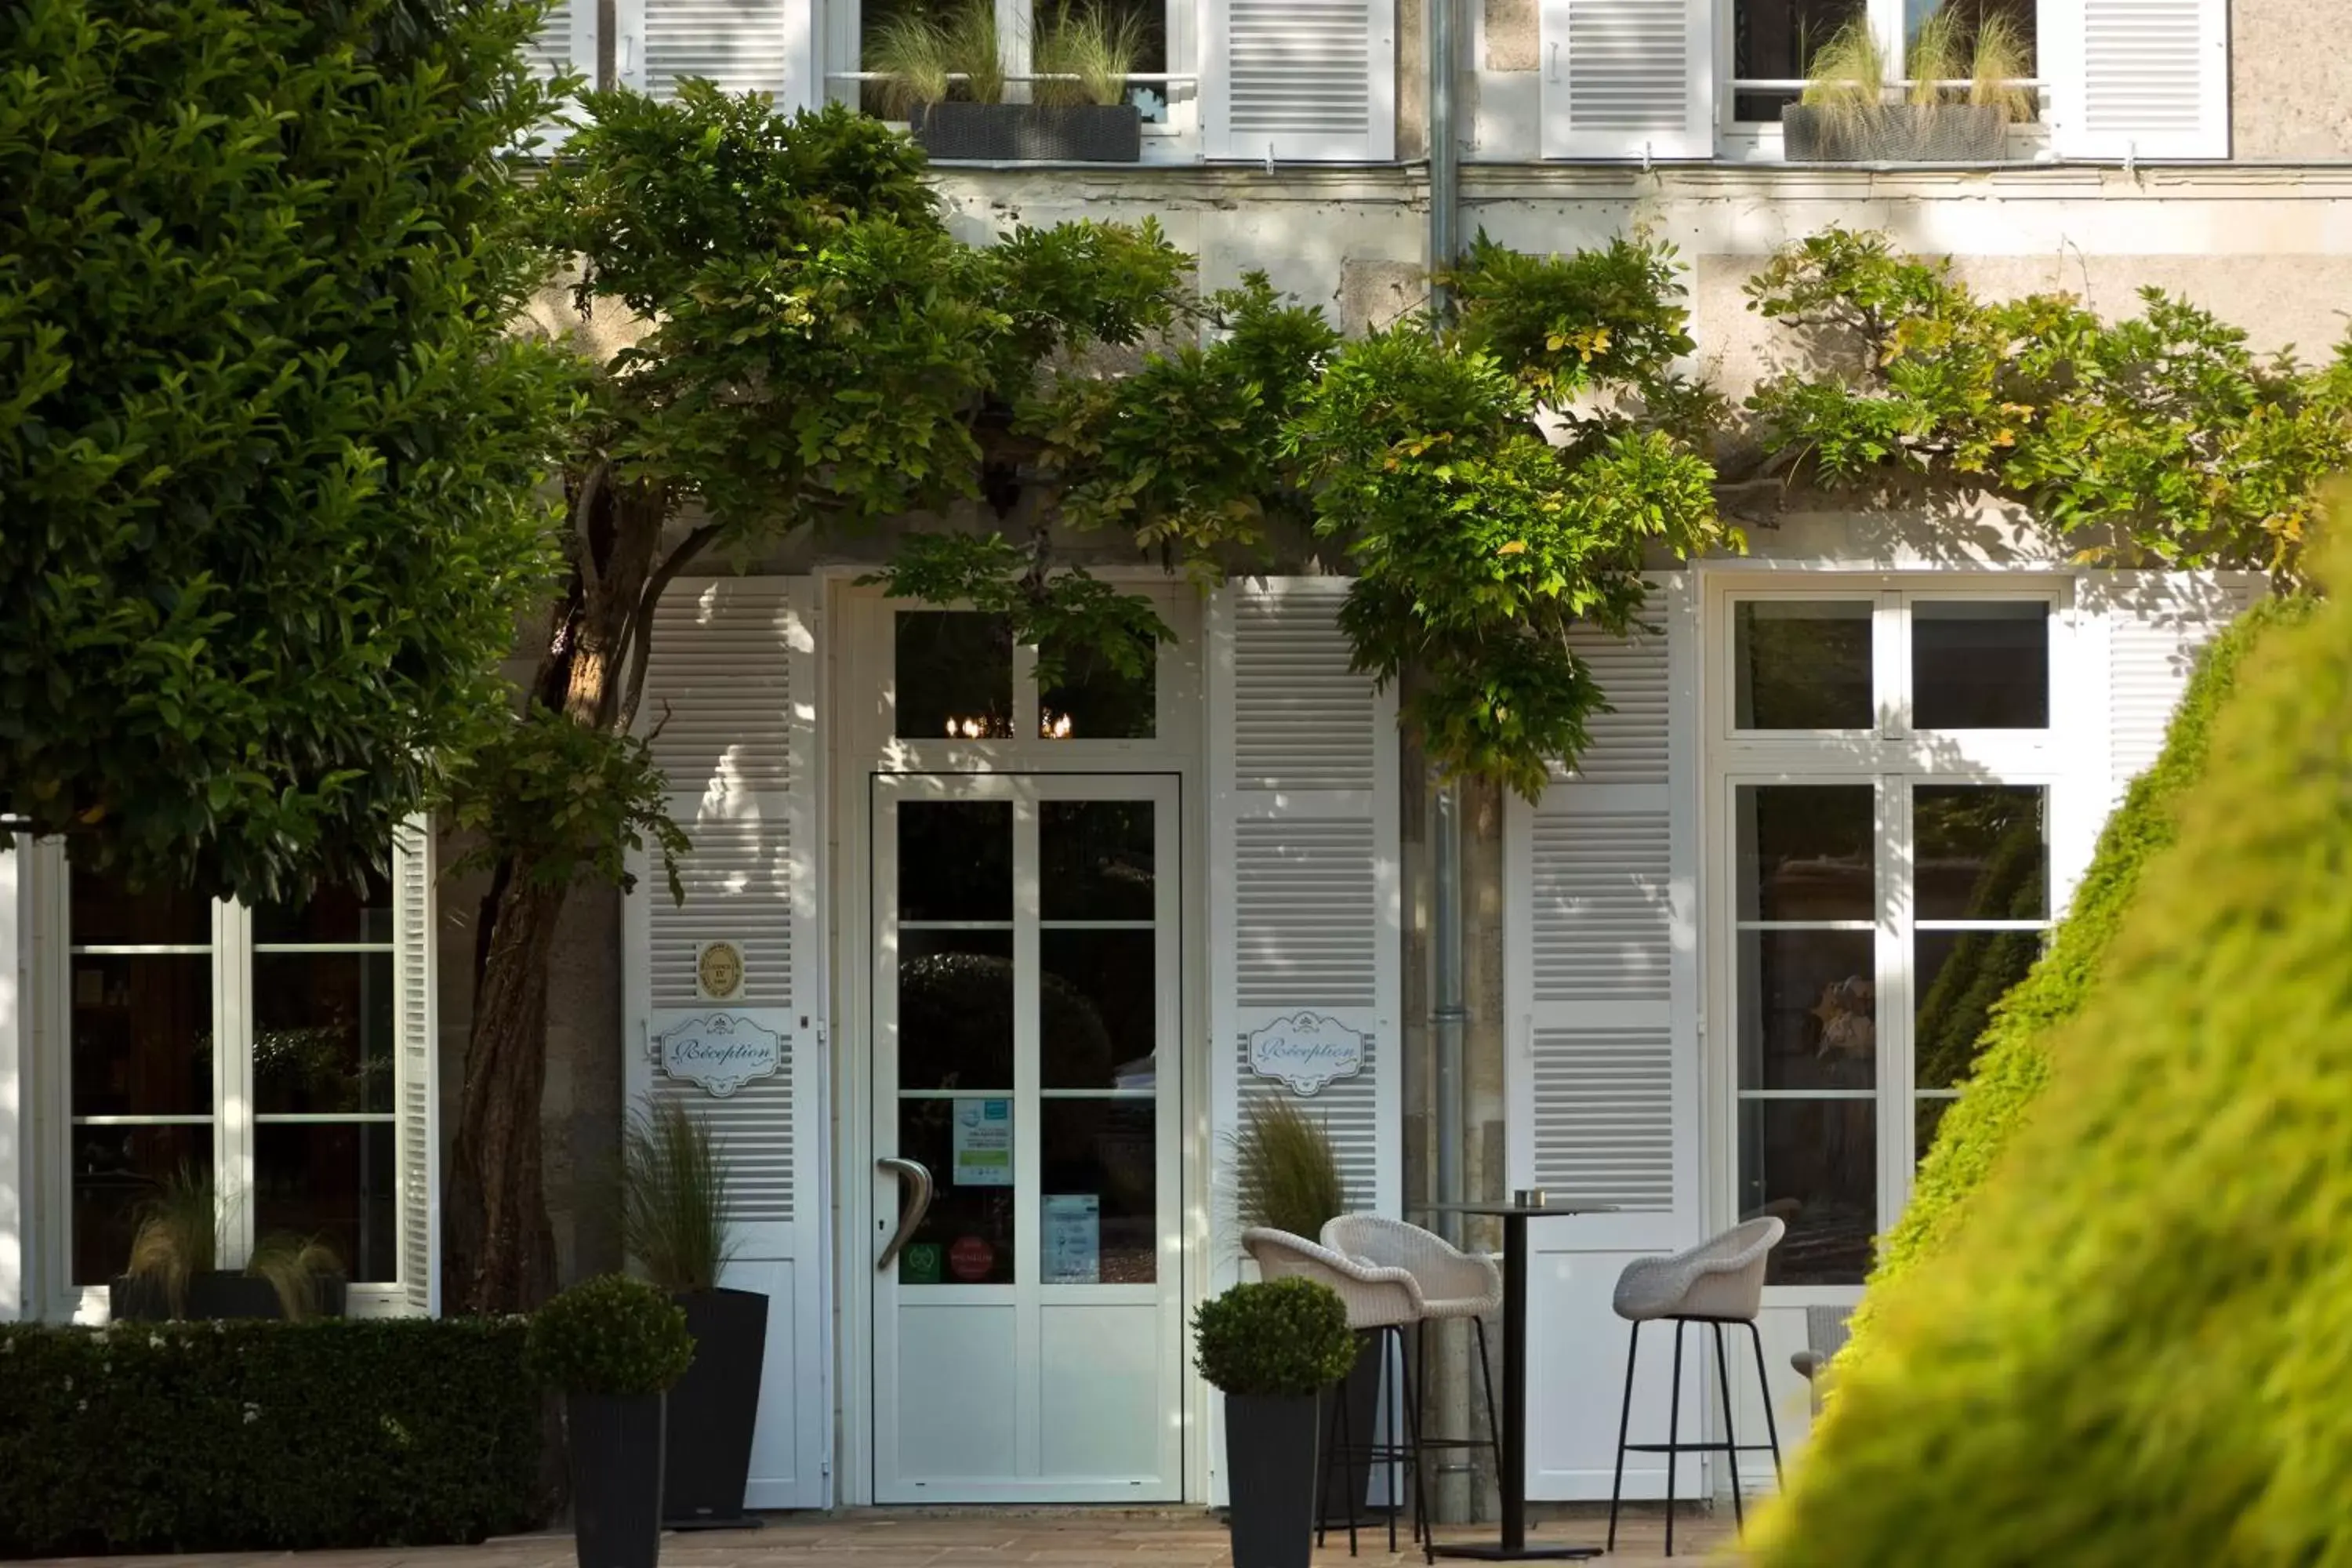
[827,578,1209,1508]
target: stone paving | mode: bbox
[29,1508,1737,1568]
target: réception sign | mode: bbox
[650,1012,785,1098]
[1246,1012,1370,1096]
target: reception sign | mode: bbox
[649,1011,785,1098]
[1246,1011,1371,1096]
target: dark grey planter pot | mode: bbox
[662,1288,769,1529]
[1781,103,2009,162]
[1316,1335,1383,1521]
[1225,1392,1319,1568]
[911,103,1015,160]
[188,1272,285,1319]
[569,1392,666,1568]
[1013,103,1143,162]
[107,1274,174,1321]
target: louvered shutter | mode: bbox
[1202,0,1396,161]
[1205,576,1401,1502]
[2048,0,2228,159]
[2084,570,2263,806]
[1508,575,1703,1501]
[616,0,815,111]
[624,576,829,1508]
[1538,0,1712,158]
[521,0,597,148]
[392,818,440,1316]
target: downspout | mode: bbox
[1428,0,1460,323]
[1428,0,1465,1244]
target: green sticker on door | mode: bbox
[952,1096,1012,1186]
[901,1242,943,1284]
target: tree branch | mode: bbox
[614,521,722,736]
[569,459,609,601]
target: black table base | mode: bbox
[1429,1542,1601,1561]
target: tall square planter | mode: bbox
[1225,1392,1320,1568]
[661,1288,768,1529]
[568,1392,666,1568]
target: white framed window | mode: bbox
[1722,0,2043,130]
[37,833,437,1319]
[1709,583,2071,1290]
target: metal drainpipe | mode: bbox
[1428,0,1459,322]
[1432,777,1466,1245]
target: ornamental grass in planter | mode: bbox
[621,1097,766,1530]
[528,1275,695,1568]
[1195,1277,1361,1568]
[1782,7,2031,162]
[870,0,1143,162]
[109,1167,340,1321]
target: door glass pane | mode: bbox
[253,866,393,944]
[70,954,214,1117]
[899,800,1013,921]
[1733,601,1875,729]
[1737,930,1877,1091]
[72,1128,213,1286]
[1915,786,2047,920]
[1041,1100,1157,1283]
[1040,640,1156,740]
[896,612,1014,740]
[896,1097,1017,1286]
[256,1122,397,1283]
[1915,928,2044,1089]
[898,930,1014,1091]
[1733,0,1867,121]
[253,953,395,1114]
[1041,931,1156,1090]
[1739,1099,1875,1286]
[1912,602,2049,729]
[1736,785,1875,920]
[1040,800,1155,921]
[70,862,210,946]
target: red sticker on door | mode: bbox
[948,1236,994,1281]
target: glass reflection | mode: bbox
[896,612,1014,739]
[1041,931,1156,1089]
[1040,801,1155,921]
[1736,785,1875,922]
[72,1130,212,1286]
[254,866,393,945]
[70,955,214,1118]
[898,800,1012,922]
[1040,1099,1157,1283]
[898,931,1014,1091]
[1039,639,1156,740]
[896,1097,1016,1286]
[1740,1099,1876,1286]
[1915,786,2046,920]
[1733,601,1874,730]
[1737,929,1877,1091]
[256,1122,396,1283]
[1912,601,2049,730]
[1914,927,2044,1090]
[253,953,394,1114]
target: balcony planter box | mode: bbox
[660,1287,768,1530]
[109,1271,343,1320]
[1781,103,2009,162]
[913,103,1144,162]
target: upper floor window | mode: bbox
[894,608,1158,742]
[852,0,1178,156]
[1730,593,2051,735]
[1731,0,2040,130]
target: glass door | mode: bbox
[870,771,1181,1503]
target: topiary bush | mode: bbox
[1192,1277,1360,1397]
[1843,593,2307,1360]
[526,1274,695,1396]
[1748,544,2352,1563]
[0,1318,539,1555]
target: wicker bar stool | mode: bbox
[1605,1217,1787,1557]
[1242,1227,1428,1556]
[1322,1213,1504,1552]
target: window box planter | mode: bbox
[1781,103,2009,162]
[912,103,1143,163]
[107,1271,348,1321]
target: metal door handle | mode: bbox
[877,1156,935,1272]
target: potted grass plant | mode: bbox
[1782,5,2031,162]
[871,0,1013,160]
[622,1098,765,1530]
[1229,1099,1377,1524]
[1196,1277,1361,1568]
[109,1167,280,1321]
[247,1233,348,1321]
[1025,3,1145,161]
[530,1274,696,1568]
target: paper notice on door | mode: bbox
[1043,1194,1101,1284]
[952,1097,1013,1186]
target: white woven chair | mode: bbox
[1323,1213,1504,1549]
[1241,1229,1426,1559]
[1605,1217,1788,1559]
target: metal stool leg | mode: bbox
[1318,1359,1345,1548]
[1745,1319,1784,1486]
[1472,1315,1503,1488]
[1665,1320,1685,1559]
[1606,1319,1639,1552]
[1396,1324,1432,1566]
[1385,1326,1401,1556]
[1712,1322,1744,1534]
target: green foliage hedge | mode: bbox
[1848,594,2307,1358]
[0,1318,539,1556]
[1751,560,2352,1562]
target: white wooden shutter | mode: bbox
[2082,570,2264,806]
[1538,0,1711,159]
[1203,0,1396,161]
[616,0,815,111]
[525,0,597,86]
[2048,0,2228,159]
[1507,575,1702,1501]
[625,575,829,1508]
[392,818,441,1316]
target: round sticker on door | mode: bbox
[948,1236,994,1281]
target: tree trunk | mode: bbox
[447,867,568,1313]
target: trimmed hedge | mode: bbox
[1750,563,2352,1561]
[1844,593,2306,1356]
[0,1318,541,1557]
